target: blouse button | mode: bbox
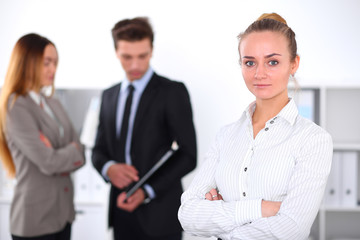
[270,120,274,124]
[244,167,247,172]
[265,127,269,131]
[243,192,246,197]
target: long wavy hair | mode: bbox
[0,33,55,178]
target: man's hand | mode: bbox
[117,188,146,212]
[107,163,139,189]
[205,188,223,201]
[261,200,282,217]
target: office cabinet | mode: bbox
[72,203,109,240]
[291,87,360,240]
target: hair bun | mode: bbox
[257,13,287,25]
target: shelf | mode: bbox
[321,206,360,212]
[333,144,360,151]
[75,201,105,206]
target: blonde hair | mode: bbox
[238,13,297,61]
[0,33,55,178]
[257,13,287,24]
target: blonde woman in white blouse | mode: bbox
[178,13,333,240]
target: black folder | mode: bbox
[124,141,179,201]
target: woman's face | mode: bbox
[41,44,58,87]
[239,31,299,101]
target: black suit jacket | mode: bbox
[92,72,197,237]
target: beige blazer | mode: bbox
[5,93,85,237]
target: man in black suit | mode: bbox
[92,17,197,240]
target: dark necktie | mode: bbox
[118,84,135,162]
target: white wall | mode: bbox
[1,0,360,161]
[1,0,360,239]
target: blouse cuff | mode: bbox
[235,198,262,225]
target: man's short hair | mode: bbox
[111,17,154,49]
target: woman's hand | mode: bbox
[205,188,223,201]
[71,141,80,150]
[261,200,282,217]
[39,132,52,148]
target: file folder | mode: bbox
[324,151,342,206]
[341,151,358,207]
[125,141,179,201]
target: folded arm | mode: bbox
[6,100,85,175]
[179,128,333,240]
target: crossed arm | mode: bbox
[205,188,281,218]
[7,100,85,176]
[178,130,333,240]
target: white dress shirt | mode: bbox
[178,99,333,240]
[101,67,156,198]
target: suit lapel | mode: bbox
[110,84,121,146]
[132,74,160,140]
[44,97,72,146]
[26,94,57,131]
[46,98,66,125]
[27,95,62,146]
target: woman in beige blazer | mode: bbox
[0,33,85,240]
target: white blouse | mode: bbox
[178,99,333,240]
